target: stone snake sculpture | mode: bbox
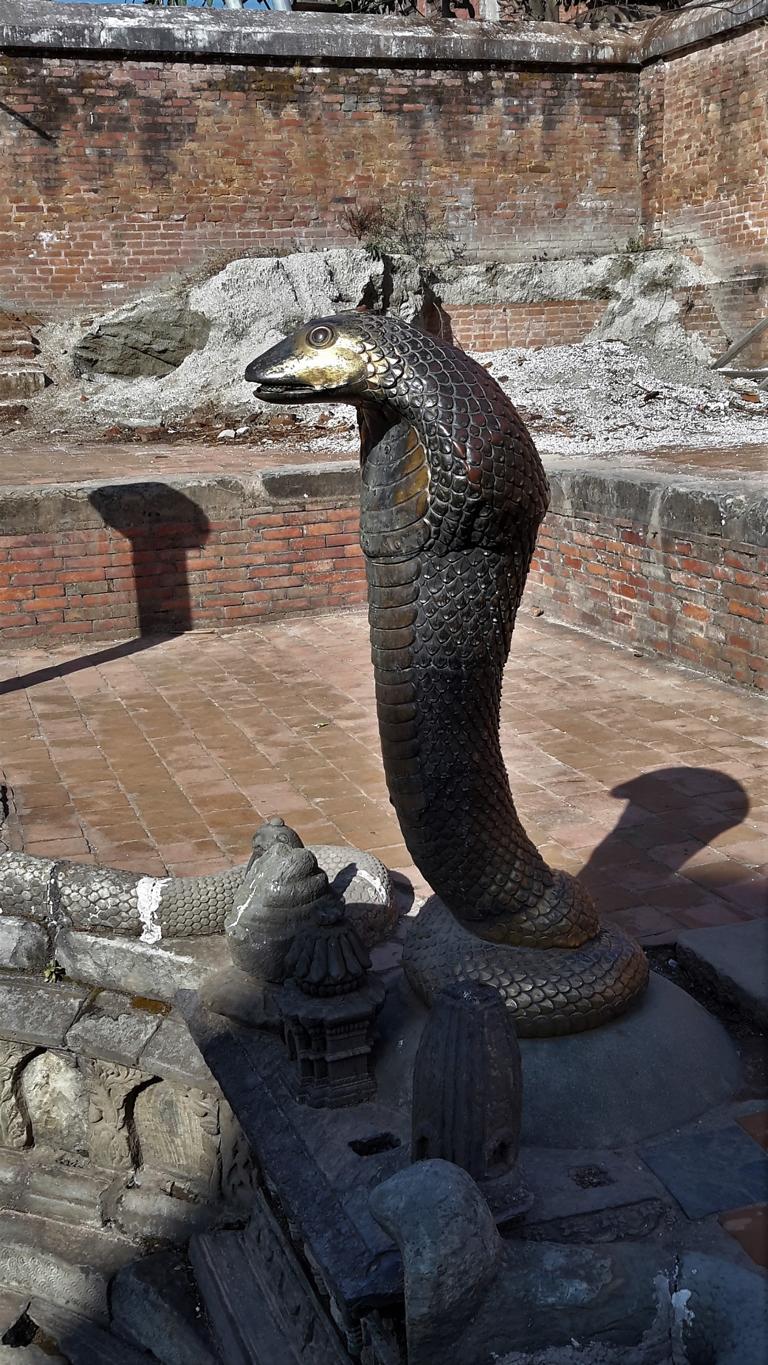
[246,313,648,1035]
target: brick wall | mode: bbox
[0,482,367,640]
[0,50,638,311]
[1,465,764,692]
[640,23,768,351]
[447,300,607,351]
[526,477,767,693]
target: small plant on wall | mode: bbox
[340,194,458,266]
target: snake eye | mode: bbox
[307,325,334,349]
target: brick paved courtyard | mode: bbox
[1,611,766,943]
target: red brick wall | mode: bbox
[527,519,766,692]
[0,55,638,311]
[448,300,607,351]
[640,25,768,280]
[0,504,366,640]
[1,475,764,693]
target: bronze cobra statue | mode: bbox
[246,313,648,1036]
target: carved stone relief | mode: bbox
[219,1099,259,1208]
[81,1056,144,1171]
[0,1038,36,1150]
[20,1049,88,1155]
[133,1081,220,1194]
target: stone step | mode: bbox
[0,1152,110,1228]
[0,1211,137,1324]
[191,1216,352,1365]
[110,1249,221,1365]
[27,1299,155,1365]
[0,366,46,401]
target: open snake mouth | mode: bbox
[247,375,348,405]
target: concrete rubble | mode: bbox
[18,247,767,456]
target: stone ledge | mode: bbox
[0,4,637,68]
[0,2,763,69]
[0,466,356,537]
[544,459,768,549]
[2,458,763,547]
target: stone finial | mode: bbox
[245,816,304,876]
[283,903,371,997]
[225,844,338,983]
[411,981,531,1223]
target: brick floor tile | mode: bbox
[3,615,765,906]
[718,1204,768,1269]
[738,1111,768,1152]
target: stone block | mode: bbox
[0,1211,136,1322]
[138,1016,214,1090]
[132,1082,219,1190]
[110,1250,219,1365]
[640,1122,768,1219]
[55,932,230,1004]
[66,993,161,1067]
[0,980,88,1048]
[677,920,768,1030]
[0,917,49,972]
[28,1300,155,1364]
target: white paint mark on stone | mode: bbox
[136,877,169,944]
[358,868,386,900]
[671,1288,694,1327]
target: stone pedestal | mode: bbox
[375,970,743,1149]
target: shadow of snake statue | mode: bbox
[246,313,648,1036]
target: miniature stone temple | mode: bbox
[278,903,385,1107]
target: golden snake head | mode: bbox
[246,315,371,406]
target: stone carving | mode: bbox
[19,1049,88,1156]
[247,313,648,1034]
[82,1057,144,1171]
[0,827,396,950]
[218,1102,260,1209]
[411,982,530,1223]
[133,1082,220,1197]
[278,904,386,1108]
[0,1039,36,1150]
[237,1191,351,1364]
[225,844,336,983]
[370,1159,502,1365]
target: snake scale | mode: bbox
[247,312,649,1036]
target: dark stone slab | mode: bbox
[640,1123,768,1219]
[180,994,405,1316]
[191,1201,351,1365]
[138,1015,216,1090]
[110,1250,219,1365]
[28,1300,155,1365]
[677,920,768,1029]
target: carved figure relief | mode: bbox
[19,1049,88,1156]
[0,1039,36,1150]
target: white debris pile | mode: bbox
[478,341,768,457]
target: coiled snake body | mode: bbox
[248,313,648,1035]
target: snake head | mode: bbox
[245,315,370,405]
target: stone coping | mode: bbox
[1,454,765,547]
[0,0,764,70]
[0,972,216,1088]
